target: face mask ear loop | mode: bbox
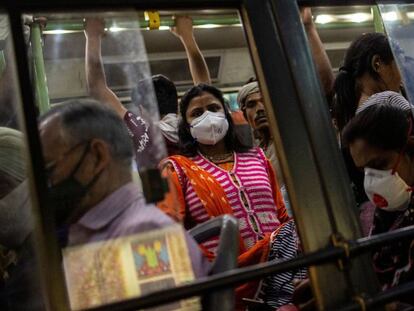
[392,118,413,175]
[67,141,91,179]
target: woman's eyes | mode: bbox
[190,104,222,117]
[207,104,221,112]
[191,110,203,118]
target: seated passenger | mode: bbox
[0,127,43,311]
[158,84,306,309]
[342,92,414,306]
[84,16,210,157]
[38,99,209,278]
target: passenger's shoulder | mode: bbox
[237,147,265,158]
[116,202,175,234]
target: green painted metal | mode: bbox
[372,6,385,33]
[30,22,50,114]
[0,50,5,76]
[43,16,374,33]
[44,15,241,32]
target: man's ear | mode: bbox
[371,55,381,73]
[89,139,111,174]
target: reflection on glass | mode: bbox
[63,225,200,310]
[41,13,167,170]
[35,11,208,310]
[378,3,414,106]
[0,14,44,311]
[27,8,304,310]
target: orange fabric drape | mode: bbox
[158,155,290,226]
[163,155,247,255]
[158,155,272,309]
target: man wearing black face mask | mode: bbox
[39,100,209,277]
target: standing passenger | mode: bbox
[342,93,414,307]
[333,32,403,210]
[236,8,334,214]
[158,84,306,309]
[131,74,181,155]
[333,32,402,132]
[84,16,210,157]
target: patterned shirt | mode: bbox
[123,111,170,166]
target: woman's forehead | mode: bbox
[349,139,394,168]
[187,92,221,110]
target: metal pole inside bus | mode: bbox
[30,20,50,114]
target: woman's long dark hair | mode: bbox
[333,33,394,132]
[178,84,250,157]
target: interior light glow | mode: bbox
[158,26,170,30]
[315,14,335,24]
[43,29,79,35]
[382,11,398,21]
[408,12,414,19]
[197,24,222,29]
[347,13,371,23]
[109,27,127,32]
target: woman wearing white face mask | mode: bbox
[343,94,414,305]
[158,84,306,309]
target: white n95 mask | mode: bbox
[364,168,413,212]
[190,111,229,145]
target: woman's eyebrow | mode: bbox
[207,103,220,108]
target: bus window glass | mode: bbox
[378,3,414,106]
[0,13,45,311]
[28,10,209,310]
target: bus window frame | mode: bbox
[3,0,412,310]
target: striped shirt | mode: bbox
[168,148,287,254]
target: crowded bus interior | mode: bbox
[2,0,414,310]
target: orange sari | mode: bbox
[159,155,285,309]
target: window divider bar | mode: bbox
[5,4,71,311]
[333,280,414,311]
[87,225,414,311]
